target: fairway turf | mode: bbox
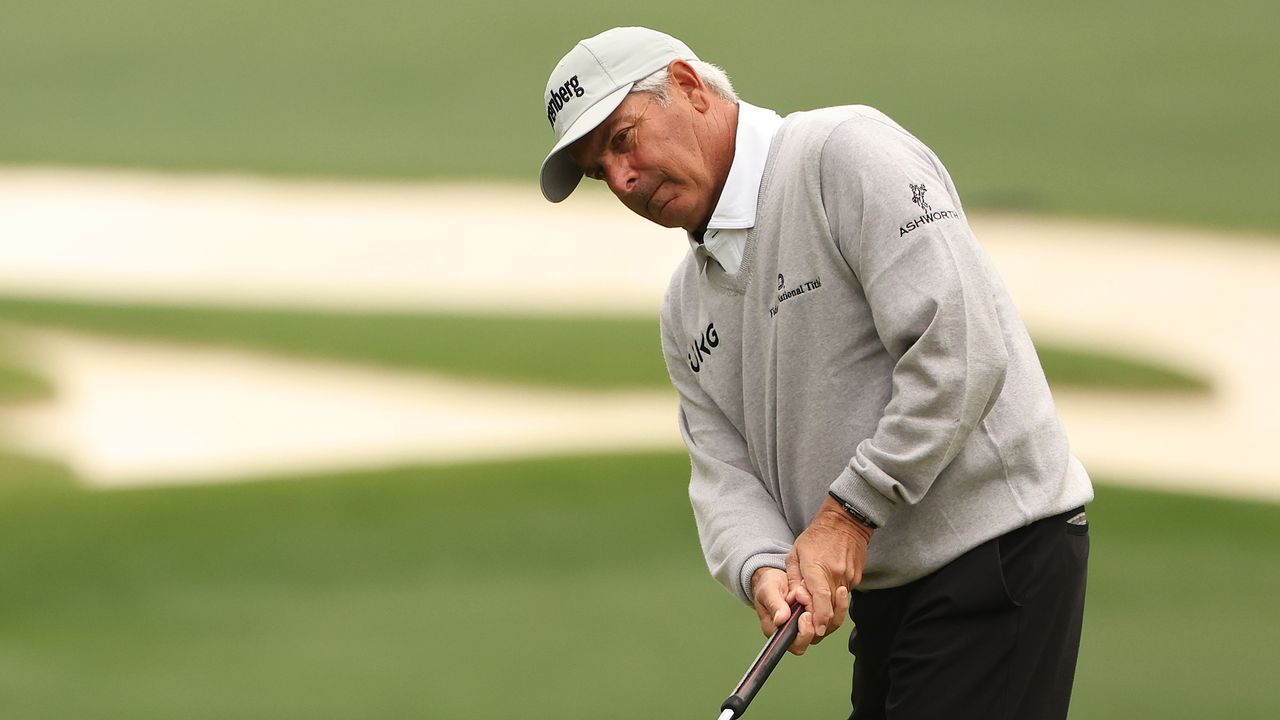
[0,297,1209,393]
[0,355,54,405]
[0,451,77,499]
[0,1,1276,233]
[0,337,52,404]
[0,452,1276,719]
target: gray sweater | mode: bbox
[659,105,1094,604]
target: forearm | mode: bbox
[828,275,1008,527]
[682,404,796,604]
[821,115,1009,527]
[662,302,795,604]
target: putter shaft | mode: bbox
[717,602,804,719]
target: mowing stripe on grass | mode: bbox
[0,358,54,405]
[0,296,1209,393]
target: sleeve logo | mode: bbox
[909,183,931,214]
[900,181,962,237]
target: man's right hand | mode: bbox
[751,566,823,655]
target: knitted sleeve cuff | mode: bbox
[828,465,899,530]
[739,552,789,604]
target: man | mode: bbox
[539,27,1093,720]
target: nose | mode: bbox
[602,157,638,196]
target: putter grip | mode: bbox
[719,602,804,719]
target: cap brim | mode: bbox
[539,83,634,202]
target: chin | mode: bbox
[654,195,699,230]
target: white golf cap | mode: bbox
[539,27,699,202]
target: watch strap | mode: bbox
[828,491,880,530]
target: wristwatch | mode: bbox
[828,491,880,530]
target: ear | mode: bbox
[667,59,712,112]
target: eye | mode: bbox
[612,127,631,149]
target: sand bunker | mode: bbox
[1,168,1277,500]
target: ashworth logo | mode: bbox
[688,322,719,374]
[910,183,931,214]
[900,181,962,237]
[546,75,586,126]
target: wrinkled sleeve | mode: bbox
[660,290,795,605]
[821,115,1009,529]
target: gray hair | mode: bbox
[630,59,738,104]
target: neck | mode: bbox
[689,100,740,234]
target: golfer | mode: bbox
[539,27,1093,720]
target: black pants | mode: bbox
[848,507,1089,720]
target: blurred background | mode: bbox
[1,2,1277,718]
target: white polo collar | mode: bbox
[688,101,784,273]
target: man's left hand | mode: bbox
[785,496,874,642]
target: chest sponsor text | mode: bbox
[688,322,719,373]
[768,276,823,318]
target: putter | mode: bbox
[715,602,805,720]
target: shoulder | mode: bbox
[770,106,933,178]
[777,106,911,148]
[788,107,939,184]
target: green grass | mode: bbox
[0,335,55,404]
[0,296,1209,393]
[0,451,77,498]
[1037,343,1210,393]
[0,355,55,404]
[0,451,1275,719]
[0,1,1276,233]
